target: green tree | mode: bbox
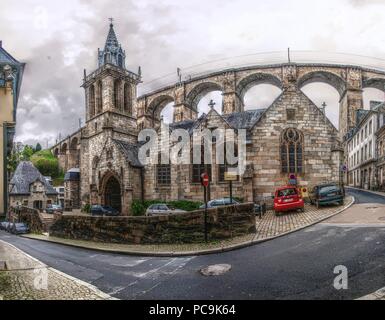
[35,143,42,152]
[21,145,35,161]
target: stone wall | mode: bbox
[49,203,256,244]
[9,207,44,233]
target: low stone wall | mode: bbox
[9,207,44,233]
[49,203,256,244]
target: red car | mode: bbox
[273,186,304,216]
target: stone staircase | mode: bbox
[38,213,55,232]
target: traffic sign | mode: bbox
[224,172,238,181]
[201,173,210,187]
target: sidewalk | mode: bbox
[23,196,354,257]
[0,240,114,300]
[346,186,385,198]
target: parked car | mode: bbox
[145,204,186,216]
[273,186,304,216]
[199,198,240,209]
[9,223,30,235]
[309,183,344,208]
[46,204,63,214]
[0,221,11,231]
[91,205,120,217]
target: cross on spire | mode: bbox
[109,17,114,26]
[208,100,216,109]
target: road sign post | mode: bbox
[201,173,210,243]
[225,172,238,204]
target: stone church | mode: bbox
[52,22,343,215]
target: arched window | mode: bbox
[124,83,131,114]
[281,128,303,174]
[89,85,96,118]
[118,55,123,68]
[96,81,103,114]
[114,79,122,110]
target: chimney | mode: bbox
[0,40,2,48]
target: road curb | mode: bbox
[21,197,355,258]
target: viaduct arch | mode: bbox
[136,63,385,137]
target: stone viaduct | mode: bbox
[136,63,385,137]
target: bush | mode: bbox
[82,204,91,214]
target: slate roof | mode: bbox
[113,139,144,168]
[223,109,266,129]
[169,109,266,134]
[9,161,58,196]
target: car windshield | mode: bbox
[278,188,297,197]
[319,186,339,194]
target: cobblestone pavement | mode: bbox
[255,196,354,240]
[0,240,113,300]
[22,197,354,255]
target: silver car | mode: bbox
[145,204,186,216]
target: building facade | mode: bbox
[52,22,343,215]
[346,103,385,189]
[9,161,58,209]
[376,117,385,190]
[0,41,25,216]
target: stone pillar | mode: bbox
[339,69,363,138]
[282,64,298,90]
[173,104,198,122]
[222,92,243,114]
[222,72,243,114]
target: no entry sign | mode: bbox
[201,173,210,187]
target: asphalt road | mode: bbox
[1,188,385,300]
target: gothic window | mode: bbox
[281,128,303,174]
[114,79,122,110]
[96,81,103,114]
[192,145,212,183]
[89,85,96,118]
[118,55,123,68]
[124,83,131,115]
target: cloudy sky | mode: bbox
[2,0,385,147]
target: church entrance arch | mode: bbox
[103,175,122,213]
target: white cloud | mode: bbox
[2,0,385,145]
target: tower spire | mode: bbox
[98,18,126,69]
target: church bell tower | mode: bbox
[82,19,142,128]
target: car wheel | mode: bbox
[275,211,280,217]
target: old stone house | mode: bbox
[52,22,343,215]
[9,161,58,210]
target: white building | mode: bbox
[346,103,385,190]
